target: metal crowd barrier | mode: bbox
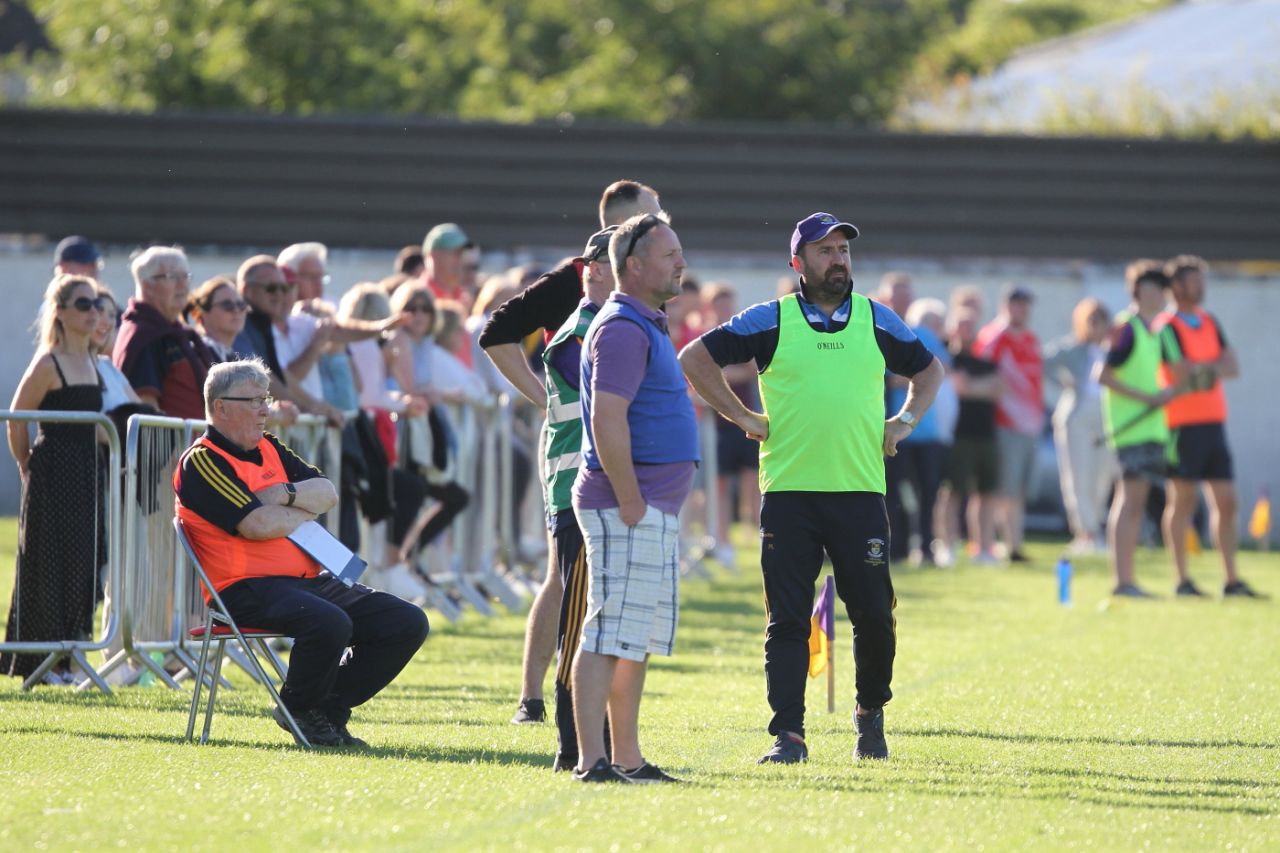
[0,410,121,693]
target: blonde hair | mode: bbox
[39,275,98,350]
[433,300,466,345]
[472,275,518,318]
[95,282,120,356]
[338,282,391,322]
[1071,297,1109,343]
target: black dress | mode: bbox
[1,355,106,678]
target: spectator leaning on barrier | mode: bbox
[1097,261,1175,598]
[174,358,429,747]
[975,285,1043,563]
[1154,256,1260,599]
[571,212,698,784]
[3,275,109,684]
[478,179,662,727]
[680,212,942,765]
[113,246,214,420]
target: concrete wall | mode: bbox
[2,244,1276,544]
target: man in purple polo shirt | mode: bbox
[570,213,700,784]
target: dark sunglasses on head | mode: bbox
[404,303,435,314]
[212,298,249,313]
[622,214,663,262]
[67,296,108,312]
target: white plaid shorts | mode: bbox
[575,504,680,662]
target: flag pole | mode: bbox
[824,576,835,713]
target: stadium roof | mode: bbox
[903,0,1280,131]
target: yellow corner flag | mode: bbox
[1185,527,1202,556]
[1248,492,1272,543]
[808,576,834,678]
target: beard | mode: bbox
[804,266,851,302]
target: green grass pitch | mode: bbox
[1,519,1277,851]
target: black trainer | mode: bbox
[854,708,889,760]
[553,754,575,773]
[573,757,632,783]
[511,698,546,724]
[1175,579,1206,597]
[273,705,344,747]
[757,732,808,764]
[615,762,683,784]
[1224,580,1266,599]
[330,720,369,748]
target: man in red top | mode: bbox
[975,285,1044,562]
[421,222,473,313]
[1155,256,1260,598]
[175,359,429,747]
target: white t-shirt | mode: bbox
[272,314,324,401]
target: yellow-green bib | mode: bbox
[758,293,886,494]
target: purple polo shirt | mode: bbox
[572,293,696,516]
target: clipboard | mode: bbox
[288,520,367,587]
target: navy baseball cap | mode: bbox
[54,235,101,266]
[790,212,859,258]
[582,226,618,263]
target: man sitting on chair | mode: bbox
[174,358,429,747]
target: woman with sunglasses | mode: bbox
[2,276,110,685]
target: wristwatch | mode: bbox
[284,482,297,507]
[898,411,917,429]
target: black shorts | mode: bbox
[1168,423,1233,481]
[1115,441,1167,482]
[716,425,759,475]
[943,435,998,494]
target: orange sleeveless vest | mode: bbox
[1156,309,1227,428]
[174,435,320,597]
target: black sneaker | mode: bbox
[1224,580,1267,599]
[573,757,633,783]
[1175,579,1206,597]
[854,707,889,760]
[757,732,808,764]
[273,705,344,747]
[330,720,369,748]
[553,754,576,773]
[1007,549,1031,563]
[615,762,683,784]
[511,698,546,724]
[1112,583,1156,599]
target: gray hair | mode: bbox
[278,242,328,271]
[204,358,271,414]
[608,211,671,275]
[905,297,946,329]
[131,246,188,284]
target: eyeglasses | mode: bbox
[249,281,295,295]
[212,298,249,313]
[66,296,108,313]
[220,395,274,408]
[622,214,663,262]
[152,271,192,283]
[404,304,435,314]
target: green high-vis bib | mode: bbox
[1102,311,1169,449]
[758,293,886,494]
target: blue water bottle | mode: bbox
[1056,556,1072,606]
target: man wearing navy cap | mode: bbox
[54,236,103,278]
[680,212,943,764]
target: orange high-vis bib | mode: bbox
[1157,309,1227,428]
[174,435,320,598]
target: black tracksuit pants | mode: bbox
[760,491,896,739]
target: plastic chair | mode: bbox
[173,517,311,747]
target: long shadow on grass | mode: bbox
[898,725,1277,752]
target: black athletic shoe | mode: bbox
[1224,580,1267,599]
[854,708,889,760]
[553,754,575,773]
[1007,549,1031,563]
[757,732,808,764]
[615,762,683,784]
[511,698,546,724]
[1175,579,1206,597]
[573,757,633,783]
[330,720,369,748]
[273,705,344,747]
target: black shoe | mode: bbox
[511,698,546,724]
[1007,549,1031,563]
[273,705,344,747]
[1224,580,1267,599]
[330,720,369,748]
[757,732,808,764]
[854,708,889,760]
[573,757,633,783]
[614,762,683,784]
[1175,579,1206,597]
[1112,583,1156,599]
[553,754,576,773]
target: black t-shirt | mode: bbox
[176,427,321,534]
[477,259,584,348]
[952,351,998,439]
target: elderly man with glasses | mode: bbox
[112,245,215,419]
[174,359,429,747]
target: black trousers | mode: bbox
[760,491,896,738]
[901,441,948,551]
[220,575,429,724]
